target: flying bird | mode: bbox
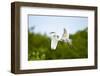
[50,28,72,50]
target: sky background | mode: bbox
[28,15,88,38]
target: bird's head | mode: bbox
[50,32,59,39]
[50,32,56,36]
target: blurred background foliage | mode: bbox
[28,27,88,60]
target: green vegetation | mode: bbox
[28,28,88,61]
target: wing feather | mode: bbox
[61,28,69,40]
[51,35,59,50]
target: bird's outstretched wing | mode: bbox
[51,38,59,50]
[61,28,69,40]
[50,32,59,50]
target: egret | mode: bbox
[50,28,72,50]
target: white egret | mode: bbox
[50,28,72,50]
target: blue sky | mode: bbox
[28,15,88,37]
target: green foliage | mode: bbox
[28,28,88,61]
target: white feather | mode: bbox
[50,32,59,50]
[61,28,69,40]
[51,38,59,50]
[61,28,72,44]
